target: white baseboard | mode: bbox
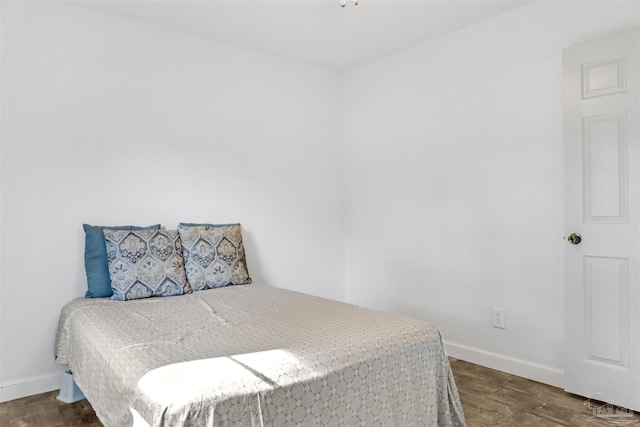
[445,340,565,389]
[0,372,63,403]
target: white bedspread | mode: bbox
[55,284,466,427]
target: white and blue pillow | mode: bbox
[178,223,252,292]
[103,229,192,301]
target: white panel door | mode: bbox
[564,28,639,410]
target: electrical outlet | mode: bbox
[492,307,505,329]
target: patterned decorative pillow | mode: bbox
[178,223,252,291]
[103,229,192,301]
[83,223,161,298]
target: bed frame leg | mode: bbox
[57,370,85,403]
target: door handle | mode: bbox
[567,233,582,245]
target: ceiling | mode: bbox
[63,0,532,70]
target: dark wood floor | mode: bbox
[449,358,634,426]
[0,359,633,426]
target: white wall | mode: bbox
[2,0,639,404]
[343,1,639,386]
[0,2,344,401]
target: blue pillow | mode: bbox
[83,224,160,298]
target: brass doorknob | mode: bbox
[567,233,582,245]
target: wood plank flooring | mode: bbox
[449,358,635,426]
[0,358,634,426]
[0,390,100,427]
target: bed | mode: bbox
[56,283,466,426]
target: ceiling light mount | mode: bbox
[340,0,359,7]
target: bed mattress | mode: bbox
[55,284,466,426]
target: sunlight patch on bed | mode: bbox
[136,349,319,407]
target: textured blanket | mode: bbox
[56,284,466,426]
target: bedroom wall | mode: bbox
[343,1,639,387]
[0,2,344,401]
